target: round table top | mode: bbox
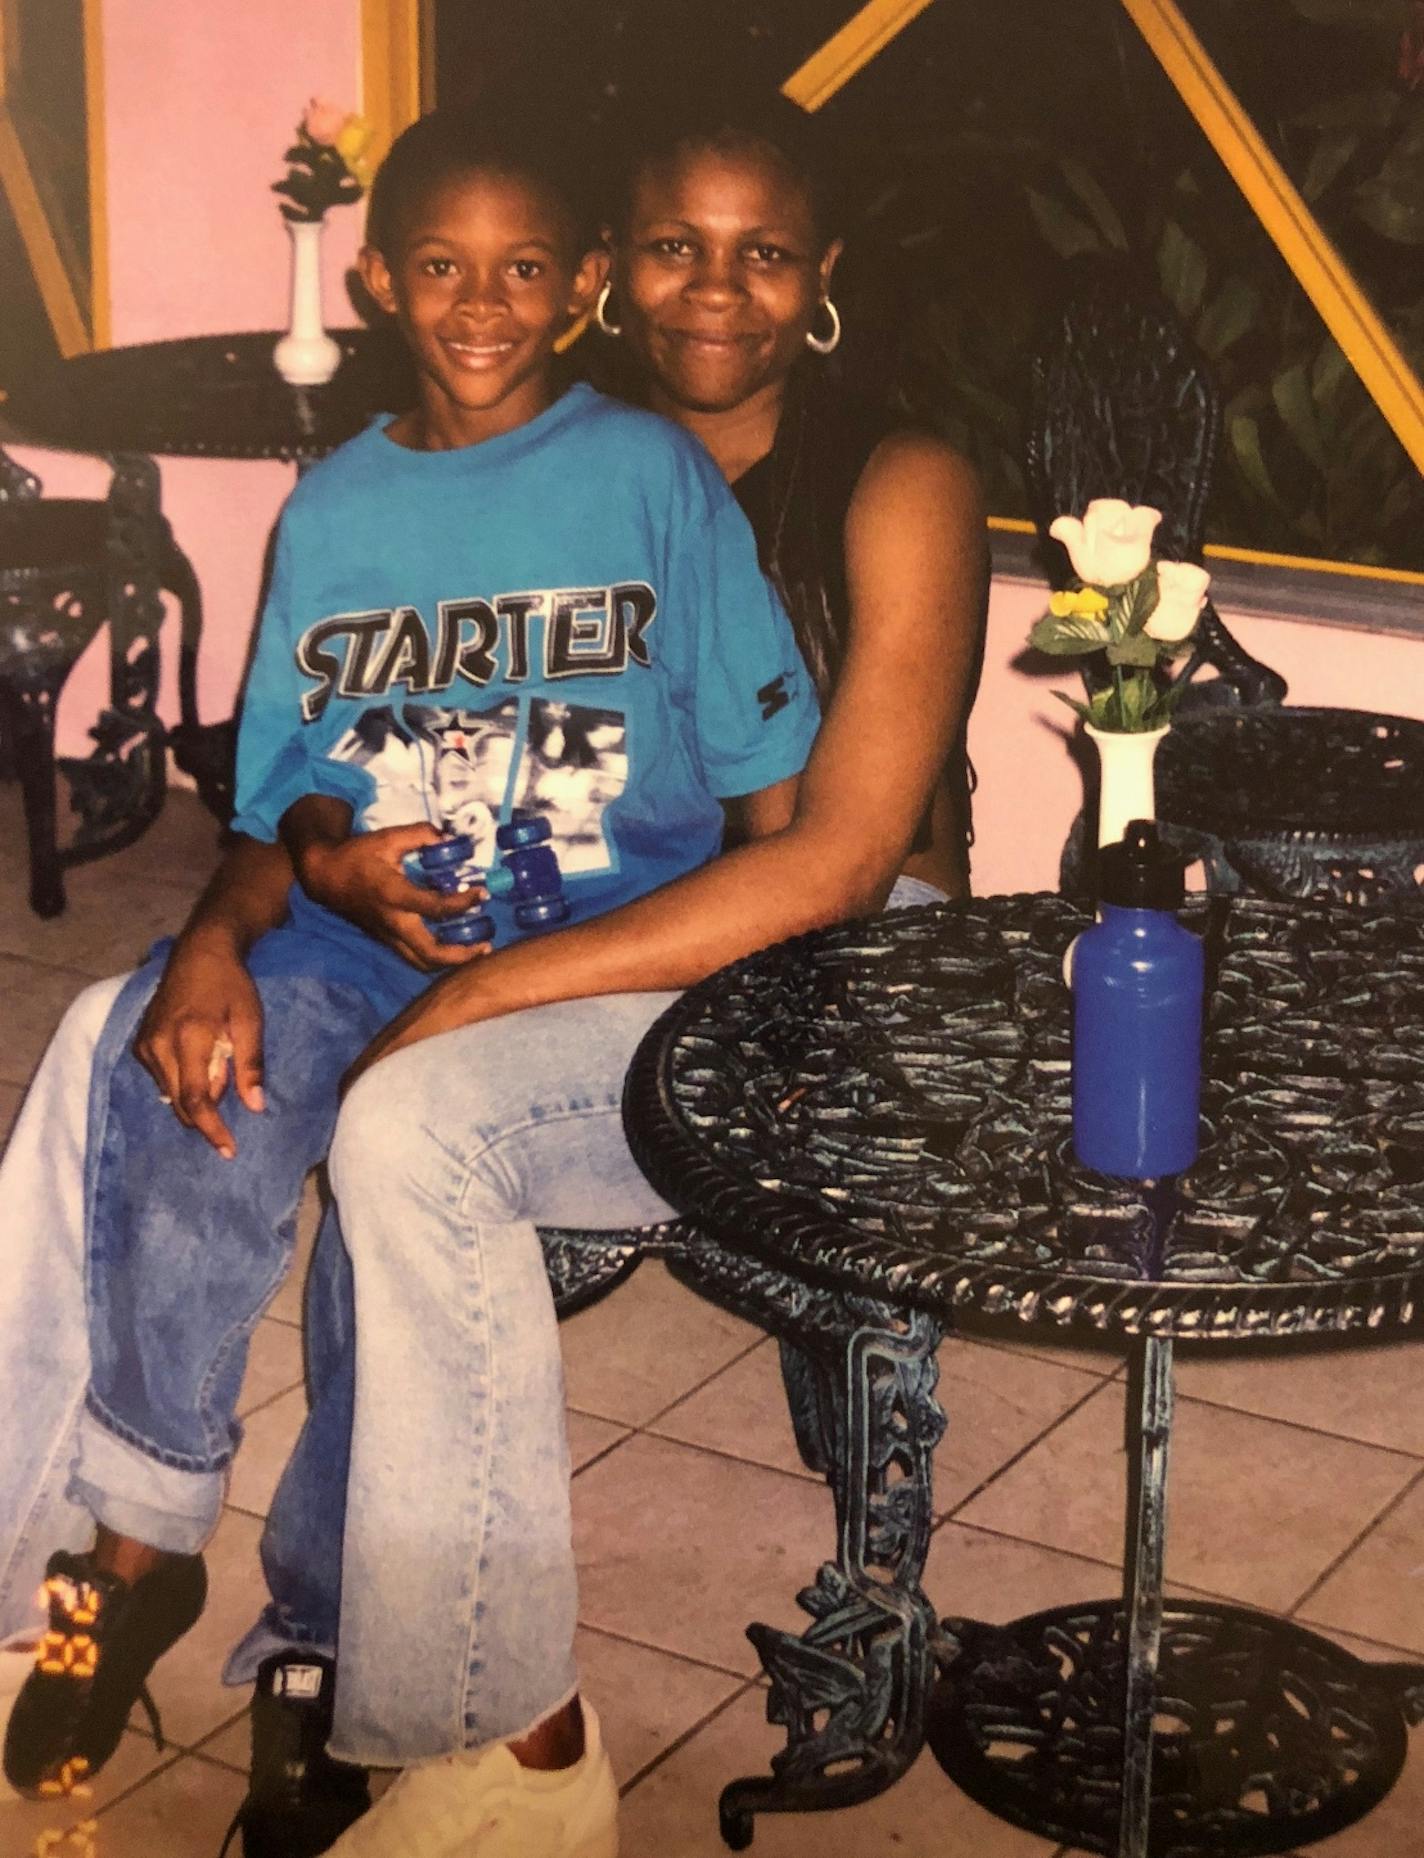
[624,893,1424,1342]
[4,329,415,463]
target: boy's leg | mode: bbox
[0,976,128,1644]
[319,991,679,1769]
[74,964,399,1555]
[226,1195,355,1676]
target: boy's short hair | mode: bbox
[366,109,602,259]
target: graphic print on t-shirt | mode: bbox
[328,698,628,875]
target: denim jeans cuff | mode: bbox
[223,1610,336,1688]
[71,1411,223,1554]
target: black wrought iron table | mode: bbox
[616,892,1424,1857]
[2,330,416,835]
[3,328,414,467]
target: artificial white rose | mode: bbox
[1146,560,1211,641]
[1049,499,1162,587]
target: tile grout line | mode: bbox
[937,1374,1121,1526]
[617,1676,763,1798]
[571,1429,635,1478]
[630,1332,771,1433]
[955,1330,1126,1378]
[235,1377,307,1426]
[933,1514,1123,1578]
[1288,1457,1424,1622]
[577,1619,758,1684]
[1165,1388,1424,1462]
[936,1516,1424,1662]
[180,1701,254,1765]
[73,1746,186,1823]
[0,949,130,986]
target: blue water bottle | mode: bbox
[1071,820,1204,1179]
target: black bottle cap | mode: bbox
[1099,820,1186,910]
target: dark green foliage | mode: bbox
[273,132,363,224]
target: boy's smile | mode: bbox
[361,169,606,450]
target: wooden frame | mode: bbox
[361,0,1424,576]
[0,0,109,356]
[1119,0,1424,479]
[360,0,425,159]
[781,0,937,112]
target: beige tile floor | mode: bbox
[2,790,1423,1856]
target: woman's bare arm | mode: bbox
[346,436,987,1075]
[131,835,295,1154]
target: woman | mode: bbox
[0,94,986,1857]
[252,93,988,1856]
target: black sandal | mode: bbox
[2,1548,207,1797]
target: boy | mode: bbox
[0,108,817,1852]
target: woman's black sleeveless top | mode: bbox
[730,379,944,855]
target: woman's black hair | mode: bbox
[366,108,602,258]
[607,87,844,250]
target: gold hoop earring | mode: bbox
[805,298,841,356]
[594,281,622,338]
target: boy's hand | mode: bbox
[134,931,266,1159]
[295,823,491,971]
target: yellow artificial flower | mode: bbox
[335,114,374,166]
[1049,588,1109,620]
[347,155,375,191]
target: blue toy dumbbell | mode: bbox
[410,816,569,946]
[488,816,571,929]
[410,835,495,946]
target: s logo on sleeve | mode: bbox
[757,673,791,721]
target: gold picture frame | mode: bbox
[365,0,1424,574]
[0,0,109,356]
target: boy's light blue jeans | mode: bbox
[0,924,423,1652]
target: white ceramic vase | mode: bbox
[273,218,342,387]
[1086,721,1168,850]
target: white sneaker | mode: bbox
[0,1640,38,1803]
[324,1701,618,1858]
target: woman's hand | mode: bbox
[133,930,266,1159]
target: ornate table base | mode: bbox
[543,1225,1424,1855]
[540,1222,948,1849]
[927,1601,1422,1856]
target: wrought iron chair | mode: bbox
[0,446,222,916]
[1027,262,1424,906]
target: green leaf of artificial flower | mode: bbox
[1106,633,1160,668]
[1028,614,1110,655]
[1118,570,1161,637]
[1051,690,1095,723]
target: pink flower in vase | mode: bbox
[303,97,348,145]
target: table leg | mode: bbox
[1121,1334,1173,1858]
[662,1246,944,1849]
[926,1319,1424,1854]
[719,1307,945,1848]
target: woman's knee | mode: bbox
[328,1059,433,1207]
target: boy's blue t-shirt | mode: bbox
[232,383,819,992]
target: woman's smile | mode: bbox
[665,328,762,348]
[617,145,839,421]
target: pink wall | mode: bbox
[12,2,1421,896]
[11,0,363,753]
[967,575,1424,896]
